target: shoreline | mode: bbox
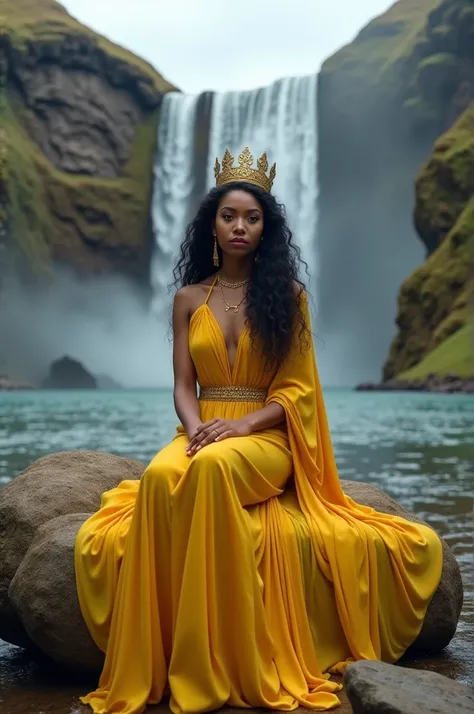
[356,375,474,394]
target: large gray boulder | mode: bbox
[0,451,144,649]
[344,660,474,714]
[0,452,463,671]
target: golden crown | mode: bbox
[214,147,276,193]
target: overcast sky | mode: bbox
[63,0,393,94]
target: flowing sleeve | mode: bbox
[265,290,347,505]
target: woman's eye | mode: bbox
[248,216,259,224]
[223,214,233,221]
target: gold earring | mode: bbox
[213,235,219,267]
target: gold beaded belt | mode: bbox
[199,386,267,402]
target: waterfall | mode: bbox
[151,74,319,305]
[151,92,201,305]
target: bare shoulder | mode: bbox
[174,280,215,315]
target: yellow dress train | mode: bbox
[75,286,443,714]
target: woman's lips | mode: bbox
[229,238,248,244]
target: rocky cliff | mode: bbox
[317,0,473,383]
[384,104,473,380]
[383,0,474,380]
[2,0,176,283]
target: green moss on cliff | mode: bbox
[5,99,51,273]
[414,93,474,255]
[321,0,440,86]
[384,105,474,380]
[7,0,175,94]
[404,0,474,133]
[398,321,473,379]
[6,91,160,276]
[5,0,176,280]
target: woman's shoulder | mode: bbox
[174,278,216,313]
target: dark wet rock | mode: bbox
[344,659,474,713]
[42,356,97,389]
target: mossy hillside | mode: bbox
[404,0,474,132]
[415,106,474,254]
[6,93,161,277]
[7,0,175,95]
[397,320,473,380]
[4,0,176,279]
[384,187,473,380]
[320,0,440,91]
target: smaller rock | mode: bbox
[9,513,104,671]
[344,660,474,714]
[42,356,97,389]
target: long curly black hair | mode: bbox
[171,181,311,367]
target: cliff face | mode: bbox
[2,0,176,282]
[317,0,441,382]
[382,0,474,379]
[316,0,473,383]
[384,105,473,380]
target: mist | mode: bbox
[0,269,174,388]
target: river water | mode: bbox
[0,388,472,712]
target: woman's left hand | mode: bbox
[186,418,251,455]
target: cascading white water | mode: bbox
[151,92,201,306]
[207,75,318,291]
[152,74,318,304]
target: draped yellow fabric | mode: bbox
[75,288,443,714]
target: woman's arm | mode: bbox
[186,401,286,454]
[240,402,285,431]
[172,288,202,437]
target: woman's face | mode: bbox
[214,189,264,259]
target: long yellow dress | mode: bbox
[75,283,443,714]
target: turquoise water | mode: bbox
[0,388,473,708]
[1,389,473,613]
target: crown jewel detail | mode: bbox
[214,147,276,192]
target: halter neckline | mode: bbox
[204,274,219,305]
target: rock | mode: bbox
[355,375,474,394]
[9,513,104,671]
[42,356,97,389]
[383,105,474,383]
[342,480,463,655]
[344,659,474,714]
[0,451,144,648]
[0,452,462,670]
[6,0,177,282]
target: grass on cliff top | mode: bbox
[321,0,440,81]
[398,321,473,380]
[7,0,177,93]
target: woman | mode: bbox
[75,148,443,714]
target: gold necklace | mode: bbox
[218,282,246,313]
[217,273,249,289]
